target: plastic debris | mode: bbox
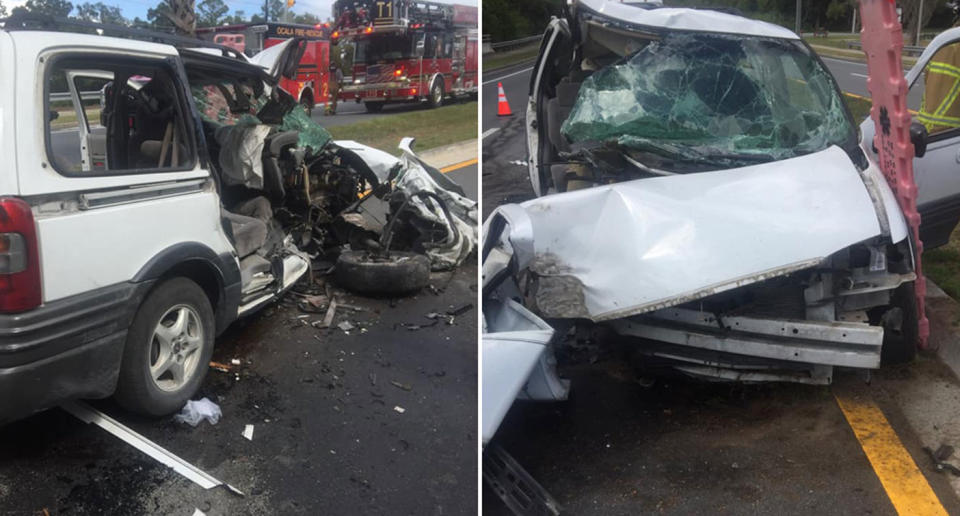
[173,398,222,427]
[230,358,242,366]
[393,406,406,414]
[242,424,255,441]
[209,361,232,373]
[390,381,413,391]
[338,321,356,332]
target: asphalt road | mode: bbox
[0,261,479,515]
[312,99,433,128]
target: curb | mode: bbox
[418,139,478,170]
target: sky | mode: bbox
[2,0,478,23]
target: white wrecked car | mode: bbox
[482,0,934,446]
[0,16,475,424]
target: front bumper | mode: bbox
[0,282,148,424]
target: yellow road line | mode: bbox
[440,157,478,173]
[834,393,948,516]
[359,156,477,197]
[844,91,918,115]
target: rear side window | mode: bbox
[44,55,196,176]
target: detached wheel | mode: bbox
[364,102,384,113]
[428,79,444,109]
[876,281,919,365]
[115,278,215,416]
[335,251,430,295]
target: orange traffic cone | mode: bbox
[497,82,512,117]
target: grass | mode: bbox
[483,44,540,73]
[326,101,477,155]
[843,92,872,120]
[925,236,960,299]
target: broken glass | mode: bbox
[279,105,332,153]
[561,33,854,168]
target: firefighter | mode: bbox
[326,64,343,115]
[917,4,960,133]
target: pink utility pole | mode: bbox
[859,0,930,348]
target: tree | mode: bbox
[293,11,321,25]
[147,0,195,34]
[196,0,228,26]
[222,9,247,24]
[263,0,284,22]
[75,2,128,24]
[11,0,74,18]
[0,1,7,18]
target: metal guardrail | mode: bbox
[49,91,102,102]
[487,34,541,53]
[845,40,925,56]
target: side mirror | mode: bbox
[910,121,928,158]
[416,39,425,56]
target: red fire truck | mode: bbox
[196,22,333,115]
[333,0,479,112]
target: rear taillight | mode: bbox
[0,198,40,313]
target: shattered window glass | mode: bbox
[191,82,332,153]
[561,33,854,167]
[191,84,265,127]
[279,105,333,153]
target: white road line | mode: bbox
[851,72,869,78]
[482,128,500,139]
[821,56,867,68]
[483,67,534,85]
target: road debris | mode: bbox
[61,401,244,496]
[924,445,960,475]
[394,406,406,414]
[447,303,474,317]
[390,381,413,391]
[173,398,222,427]
[242,424,255,441]
[338,321,356,332]
[209,361,232,373]
[312,298,338,329]
[230,358,242,366]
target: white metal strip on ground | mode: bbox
[61,401,244,496]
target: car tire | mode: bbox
[335,251,431,295]
[365,102,384,113]
[115,277,215,417]
[428,79,444,109]
[877,281,919,365]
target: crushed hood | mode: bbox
[487,145,883,321]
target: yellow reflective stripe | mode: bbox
[929,61,960,80]
[933,79,960,116]
[917,110,960,126]
[930,60,960,75]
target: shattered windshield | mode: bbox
[560,33,854,167]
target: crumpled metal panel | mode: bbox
[482,299,556,444]
[575,0,799,40]
[561,33,853,168]
[490,145,883,322]
[394,139,478,270]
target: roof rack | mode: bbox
[0,13,246,61]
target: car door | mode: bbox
[525,18,572,197]
[13,34,235,304]
[861,27,960,248]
